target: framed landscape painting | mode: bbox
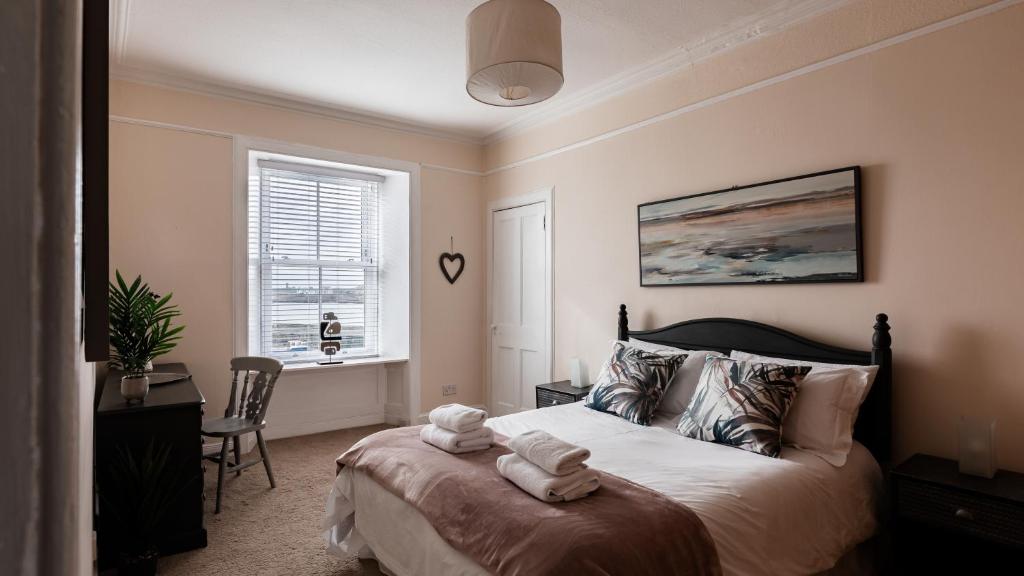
[638,166,862,286]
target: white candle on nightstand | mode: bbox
[569,357,588,388]
[958,417,997,478]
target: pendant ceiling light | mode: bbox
[466,0,563,107]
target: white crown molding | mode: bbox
[106,0,1012,160]
[106,0,483,146]
[483,0,851,144]
[110,64,486,146]
[111,0,1016,178]
[484,0,1022,175]
[108,0,848,149]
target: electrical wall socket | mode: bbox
[442,384,457,396]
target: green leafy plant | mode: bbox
[109,270,184,376]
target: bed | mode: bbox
[324,305,893,575]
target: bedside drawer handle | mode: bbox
[954,508,974,521]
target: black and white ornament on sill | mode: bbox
[439,236,465,285]
[318,311,344,365]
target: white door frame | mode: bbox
[485,187,554,413]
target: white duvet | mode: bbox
[324,403,883,576]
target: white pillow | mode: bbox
[729,350,878,467]
[627,339,724,416]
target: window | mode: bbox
[248,158,383,363]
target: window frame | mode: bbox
[250,156,384,364]
[232,136,419,426]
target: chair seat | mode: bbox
[201,416,265,437]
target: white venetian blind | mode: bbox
[250,159,382,363]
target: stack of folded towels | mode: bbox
[420,403,494,453]
[497,430,601,502]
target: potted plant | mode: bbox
[101,441,198,576]
[109,271,184,402]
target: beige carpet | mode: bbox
[159,425,390,576]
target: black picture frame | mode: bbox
[637,166,863,287]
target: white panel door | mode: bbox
[491,201,548,415]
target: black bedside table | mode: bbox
[891,454,1024,572]
[536,380,591,408]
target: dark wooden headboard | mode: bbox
[617,304,893,466]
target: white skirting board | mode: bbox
[203,362,410,445]
[263,408,389,440]
[202,412,399,455]
[200,399,482,455]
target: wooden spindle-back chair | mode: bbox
[201,356,284,513]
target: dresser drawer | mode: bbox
[897,478,1024,548]
[536,388,576,408]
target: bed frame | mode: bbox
[617,304,893,466]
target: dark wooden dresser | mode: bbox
[892,453,1024,572]
[96,363,207,569]
[536,380,592,408]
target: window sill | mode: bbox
[281,356,408,373]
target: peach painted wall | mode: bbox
[483,2,1024,470]
[484,0,1001,169]
[109,80,485,420]
[419,167,486,410]
[108,121,235,412]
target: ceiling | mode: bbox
[111,0,846,142]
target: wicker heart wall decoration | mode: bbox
[439,236,465,285]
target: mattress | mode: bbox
[324,402,884,575]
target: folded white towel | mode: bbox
[420,424,494,453]
[496,453,600,502]
[429,403,488,433]
[508,430,591,476]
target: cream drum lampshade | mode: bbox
[466,0,563,106]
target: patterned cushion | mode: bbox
[584,342,686,425]
[677,356,811,457]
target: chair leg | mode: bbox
[256,430,275,489]
[215,440,230,514]
[232,435,242,476]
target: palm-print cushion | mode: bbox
[677,356,811,457]
[584,342,686,426]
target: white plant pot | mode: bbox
[121,375,150,403]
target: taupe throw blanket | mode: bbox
[336,426,722,576]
